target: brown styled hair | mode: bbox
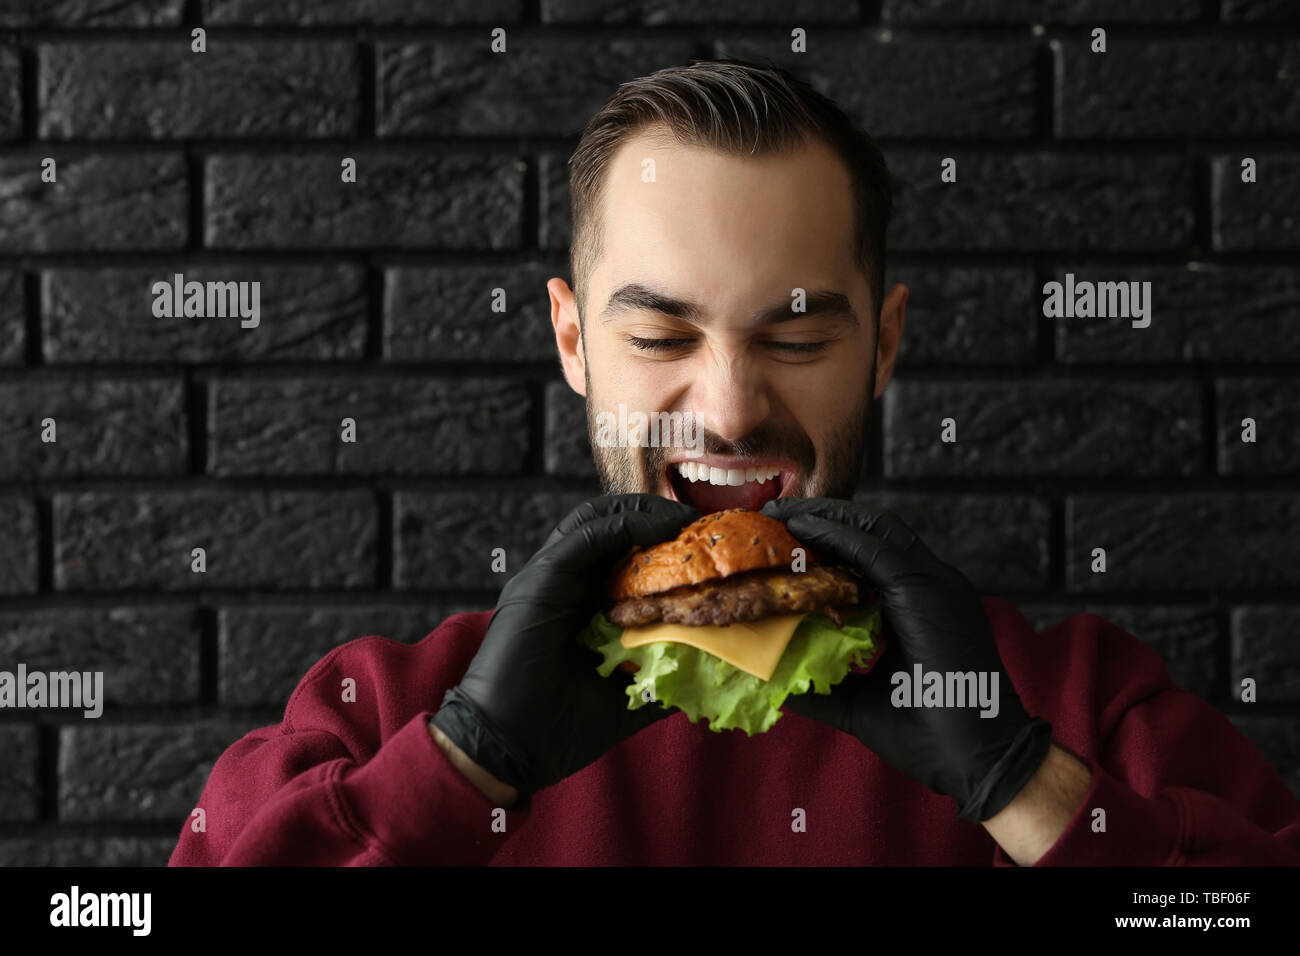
[567,56,896,329]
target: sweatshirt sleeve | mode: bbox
[990,614,1300,867]
[170,618,530,866]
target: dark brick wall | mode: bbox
[0,1,1297,865]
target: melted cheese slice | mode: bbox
[619,614,805,681]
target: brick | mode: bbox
[1018,603,1220,700]
[889,265,1037,367]
[384,263,557,361]
[43,265,367,363]
[1212,155,1300,251]
[1226,716,1300,799]
[205,151,522,250]
[0,726,38,821]
[218,603,482,706]
[394,488,595,590]
[1222,0,1300,21]
[377,39,694,137]
[0,153,187,253]
[887,151,1194,252]
[1218,379,1300,475]
[0,378,186,479]
[59,721,255,822]
[544,0,859,22]
[0,837,175,866]
[1066,494,1300,591]
[539,152,573,252]
[1057,38,1300,138]
[0,270,23,365]
[884,380,1200,477]
[0,0,183,27]
[1056,265,1300,364]
[852,490,1051,593]
[0,606,200,705]
[884,0,1200,22]
[544,380,599,480]
[1232,606,1300,703]
[209,377,531,476]
[205,0,522,24]
[0,45,18,142]
[0,496,38,595]
[715,37,1038,139]
[39,42,359,140]
[54,491,377,591]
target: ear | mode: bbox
[549,277,586,396]
[872,283,908,398]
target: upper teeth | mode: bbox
[674,462,782,486]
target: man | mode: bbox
[170,58,1300,866]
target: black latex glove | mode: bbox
[432,494,699,801]
[761,497,1052,823]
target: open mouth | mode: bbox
[665,459,797,512]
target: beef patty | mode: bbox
[608,565,860,628]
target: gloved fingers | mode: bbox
[761,495,860,524]
[783,512,957,594]
[542,494,700,549]
[764,500,975,598]
[536,504,701,574]
[769,512,892,583]
[759,498,906,538]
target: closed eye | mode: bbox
[625,335,693,352]
[624,335,833,356]
[766,341,829,354]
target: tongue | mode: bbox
[672,470,782,512]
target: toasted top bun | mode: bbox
[605,508,816,601]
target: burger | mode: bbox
[578,508,884,735]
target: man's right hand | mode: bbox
[431,494,700,802]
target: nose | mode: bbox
[688,345,771,442]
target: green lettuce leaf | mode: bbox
[577,604,884,736]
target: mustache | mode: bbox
[645,421,816,474]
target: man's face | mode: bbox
[550,126,905,511]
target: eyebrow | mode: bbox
[599,282,859,328]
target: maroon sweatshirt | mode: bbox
[169,597,1300,866]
